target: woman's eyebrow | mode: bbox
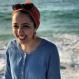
[13,23,31,26]
[13,23,18,25]
[21,23,31,25]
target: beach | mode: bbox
[47,34,79,79]
[0,34,79,79]
[0,0,79,79]
[0,50,6,79]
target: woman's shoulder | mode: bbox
[40,38,59,58]
[41,38,57,49]
[6,39,18,50]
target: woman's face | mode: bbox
[12,12,36,44]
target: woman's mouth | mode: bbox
[18,35,27,40]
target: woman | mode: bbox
[5,2,61,79]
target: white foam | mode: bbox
[44,34,79,65]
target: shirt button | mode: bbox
[23,61,24,65]
[22,71,23,76]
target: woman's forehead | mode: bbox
[12,11,30,19]
[12,13,32,22]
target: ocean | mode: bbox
[0,0,79,41]
[0,0,79,79]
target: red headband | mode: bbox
[12,3,40,28]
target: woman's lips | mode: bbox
[18,35,27,40]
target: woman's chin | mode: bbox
[16,35,27,43]
[17,37,27,44]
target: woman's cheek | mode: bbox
[24,29,31,35]
[27,29,34,38]
[12,29,18,37]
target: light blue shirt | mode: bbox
[5,38,61,79]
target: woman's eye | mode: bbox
[22,25,30,28]
[12,25,31,29]
[13,25,19,28]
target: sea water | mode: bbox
[0,0,79,79]
[0,0,79,41]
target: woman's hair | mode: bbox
[12,3,40,28]
[13,10,36,28]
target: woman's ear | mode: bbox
[35,27,38,31]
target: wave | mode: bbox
[0,9,79,22]
[41,9,79,19]
[0,1,79,38]
[0,34,13,41]
[45,34,79,65]
[0,34,79,79]
[0,33,79,64]
[0,12,11,21]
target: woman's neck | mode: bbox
[20,37,41,53]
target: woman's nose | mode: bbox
[18,27,23,34]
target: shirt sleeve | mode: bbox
[47,45,61,79]
[4,50,12,79]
